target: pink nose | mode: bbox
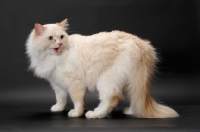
[58,43,62,46]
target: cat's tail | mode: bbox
[127,41,179,118]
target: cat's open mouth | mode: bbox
[53,48,59,53]
[51,46,61,54]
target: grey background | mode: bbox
[0,0,199,84]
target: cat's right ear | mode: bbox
[57,19,68,30]
[34,23,45,35]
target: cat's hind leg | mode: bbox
[123,107,132,115]
[51,83,68,112]
[123,87,135,115]
[85,85,122,119]
[85,64,125,119]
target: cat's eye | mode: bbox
[60,35,64,39]
[48,36,53,40]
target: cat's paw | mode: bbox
[85,110,107,119]
[68,109,83,117]
[50,104,64,112]
[123,107,132,115]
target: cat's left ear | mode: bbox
[57,19,68,30]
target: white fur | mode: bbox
[26,20,179,119]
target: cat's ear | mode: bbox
[34,23,45,35]
[57,19,68,30]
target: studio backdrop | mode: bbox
[0,0,199,105]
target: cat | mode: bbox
[26,19,179,119]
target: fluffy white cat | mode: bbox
[26,19,179,118]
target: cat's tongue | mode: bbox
[54,48,58,52]
[52,48,59,54]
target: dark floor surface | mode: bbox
[0,73,200,132]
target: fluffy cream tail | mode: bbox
[129,41,179,118]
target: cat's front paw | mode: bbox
[68,109,83,117]
[51,104,64,112]
[85,110,107,119]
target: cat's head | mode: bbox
[27,19,69,56]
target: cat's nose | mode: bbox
[58,43,62,46]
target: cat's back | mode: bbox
[68,31,151,58]
[69,31,139,47]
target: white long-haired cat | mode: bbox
[26,19,179,119]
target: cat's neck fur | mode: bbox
[29,46,69,79]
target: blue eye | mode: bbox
[48,36,53,40]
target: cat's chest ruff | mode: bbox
[33,55,63,79]
[34,61,56,79]
[34,59,71,81]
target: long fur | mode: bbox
[26,19,179,118]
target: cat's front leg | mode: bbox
[67,82,86,117]
[51,83,68,112]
